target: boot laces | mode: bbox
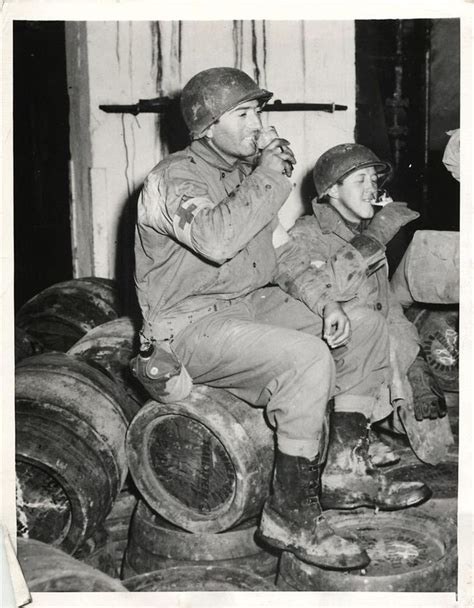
[304,461,320,504]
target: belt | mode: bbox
[144,298,239,342]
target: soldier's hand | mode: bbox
[258,138,296,177]
[414,394,448,421]
[323,302,351,349]
[364,202,420,245]
[413,373,448,420]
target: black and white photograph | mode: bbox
[1,1,472,607]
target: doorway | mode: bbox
[14,21,72,310]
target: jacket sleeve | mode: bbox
[143,158,292,265]
[273,220,387,316]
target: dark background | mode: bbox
[13,19,460,310]
[14,21,72,310]
[355,19,460,272]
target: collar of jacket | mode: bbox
[190,138,255,176]
[311,201,368,240]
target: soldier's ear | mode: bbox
[327,184,339,200]
[203,124,214,139]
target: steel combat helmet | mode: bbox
[313,143,392,198]
[180,67,273,139]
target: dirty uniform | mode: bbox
[289,203,420,421]
[135,139,390,457]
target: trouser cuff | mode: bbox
[277,434,321,459]
[334,394,375,418]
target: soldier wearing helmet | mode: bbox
[286,143,452,468]
[134,69,431,571]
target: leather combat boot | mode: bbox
[368,429,400,467]
[321,412,432,510]
[258,450,370,570]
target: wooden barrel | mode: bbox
[405,305,459,392]
[73,488,138,578]
[73,526,118,578]
[16,277,121,352]
[126,385,274,533]
[277,509,457,592]
[15,326,44,363]
[103,487,138,576]
[122,565,275,591]
[68,316,145,421]
[15,352,130,554]
[122,500,279,579]
[16,538,127,592]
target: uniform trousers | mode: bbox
[171,286,390,458]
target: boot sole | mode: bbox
[258,512,370,571]
[321,485,432,511]
[257,530,370,571]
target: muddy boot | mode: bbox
[368,429,400,467]
[321,412,432,510]
[258,450,370,570]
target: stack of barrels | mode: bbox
[13,279,458,592]
[15,278,137,591]
[14,277,277,591]
[122,384,279,590]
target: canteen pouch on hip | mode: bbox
[130,340,193,403]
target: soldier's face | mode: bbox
[206,99,263,160]
[331,167,378,222]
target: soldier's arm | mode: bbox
[273,222,388,316]
[190,166,291,262]
[146,159,292,265]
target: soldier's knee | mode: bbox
[288,335,335,380]
[262,335,335,415]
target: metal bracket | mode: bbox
[99,97,347,115]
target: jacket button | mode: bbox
[265,184,272,190]
[326,284,332,288]
[376,302,382,310]
[221,172,226,178]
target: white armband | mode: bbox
[172,197,214,248]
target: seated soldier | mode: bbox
[278,143,452,468]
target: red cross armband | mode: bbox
[130,340,193,404]
[172,197,213,248]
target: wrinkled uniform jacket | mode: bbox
[289,202,420,412]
